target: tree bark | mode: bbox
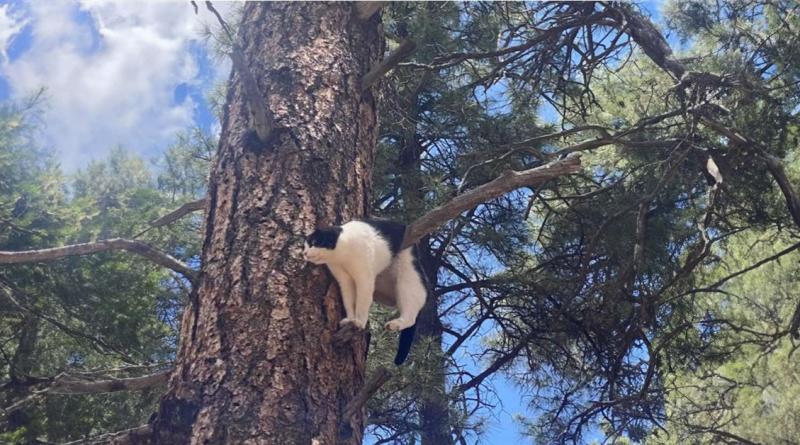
[150,3,383,444]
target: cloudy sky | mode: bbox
[0,0,232,171]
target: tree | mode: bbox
[146,3,385,443]
[12,1,800,444]
[1,2,581,443]
[359,1,800,443]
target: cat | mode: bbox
[303,219,429,365]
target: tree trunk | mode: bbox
[4,316,40,442]
[150,3,383,444]
[395,65,452,444]
[416,243,452,445]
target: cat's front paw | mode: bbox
[384,319,406,332]
[339,317,357,328]
[339,318,367,330]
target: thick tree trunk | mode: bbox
[150,3,383,444]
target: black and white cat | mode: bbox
[303,220,429,365]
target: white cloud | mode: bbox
[0,4,28,63]
[0,1,236,171]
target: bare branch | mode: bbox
[580,142,690,289]
[205,1,273,143]
[694,428,764,445]
[361,38,417,92]
[45,425,152,445]
[49,371,169,395]
[704,241,800,292]
[3,372,169,416]
[507,125,612,150]
[0,239,197,284]
[400,13,612,71]
[1,279,141,362]
[446,312,491,356]
[455,332,534,394]
[402,157,581,249]
[149,198,206,228]
[344,366,392,419]
[355,2,383,21]
[790,299,800,339]
[458,126,606,192]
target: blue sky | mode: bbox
[0,0,230,171]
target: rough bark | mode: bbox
[149,3,383,445]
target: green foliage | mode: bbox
[650,232,800,445]
[0,93,208,442]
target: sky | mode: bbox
[0,1,667,444]
[0,0,231,171]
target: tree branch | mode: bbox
[694,115,800,229]
[148,198,206,228]
[400,13,611,71]
[343,366,392,419]
[609,4,685,79]
[704,241,800,292]
[455,332,534,394]
[3,372,168,416]
[203,1,273,143]
[332,322,367,347]
[49,371,169,395]
[0,239,197,284]
[44,425,152,445]
[361,38,417,92]
[401,157,581,249]
[0,279,141,362]
[697,428,763,445]
[609,2,800,233]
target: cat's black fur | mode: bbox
[360,220,406,255]
[305,226,343,250]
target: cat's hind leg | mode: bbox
[385,253,427,332]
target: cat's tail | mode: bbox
[394,323,417,365]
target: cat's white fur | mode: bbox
[303,221,427,331]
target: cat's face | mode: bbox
[303,241,330,264]
[303,227,341,265]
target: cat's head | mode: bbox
[303,226,343,264]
